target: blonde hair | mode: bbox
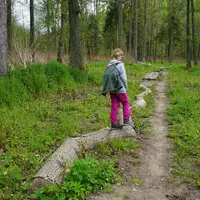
[112,48,123,58]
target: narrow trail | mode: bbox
[131,70,171,200]
[89,71,200,200]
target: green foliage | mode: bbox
[32,156,115,199]
[0,61,156,199]
[103,0,118,53]
[0,61,96,107]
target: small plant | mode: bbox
[32,156,116,199]
[129,176,143,185]
[123,194,129,199]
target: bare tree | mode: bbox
[0,1,7,76]
[68,0,84,69]
[186,0,191,69]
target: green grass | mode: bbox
[96,139,140,156]
[166,63,200,186]
[0,61,157,199]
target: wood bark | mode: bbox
[31,127,136,190]
[0,0,7,76]
[30,0,35,61]
[133,0,138,62]
[118,0,123,49]
[68,0,84,69]
[7,0,12,58]
[191,0,197,65]
[186,0,191,69]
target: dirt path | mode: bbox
[129,71,171,200]
[88,71,200,200]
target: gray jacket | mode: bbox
[108,59,127,93]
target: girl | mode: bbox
[105,48,134,129]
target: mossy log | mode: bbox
[31,127,136,191]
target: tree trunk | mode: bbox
[68,0,84,69]
[128,0,132,55]
[53,26,57,53]
[198,44,200,60]
[47,0,50,60]
[0,1,7,76]
[142,0,147,62]
[154,28,158,61]
[31,127,136,191]
[149,30,153,61]
[57,0,67,63]
[118,0,123,49]
[191,0,197,65]
[30,0,35,61]
[133,0,138,62]
[7,0,12,58]
[168,0,172,63]
[186,0,191,69]
[95,0,99,55]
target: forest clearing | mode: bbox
[0,0,200,200]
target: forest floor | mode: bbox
[88,71,200,200]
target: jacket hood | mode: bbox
[108,59,122,66]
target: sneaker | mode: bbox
[111,124,123,129]
[124,118,134,127]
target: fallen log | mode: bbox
[133,84,152,108]
[143,72,159,80]
[31,127,136,191]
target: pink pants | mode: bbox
[110,93,131,125]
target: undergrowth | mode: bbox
[31,156,115,200]
[31,138,140,200]
[0,61,157,199]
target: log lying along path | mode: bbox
[31,126,136,191]
[30,70,161,193]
